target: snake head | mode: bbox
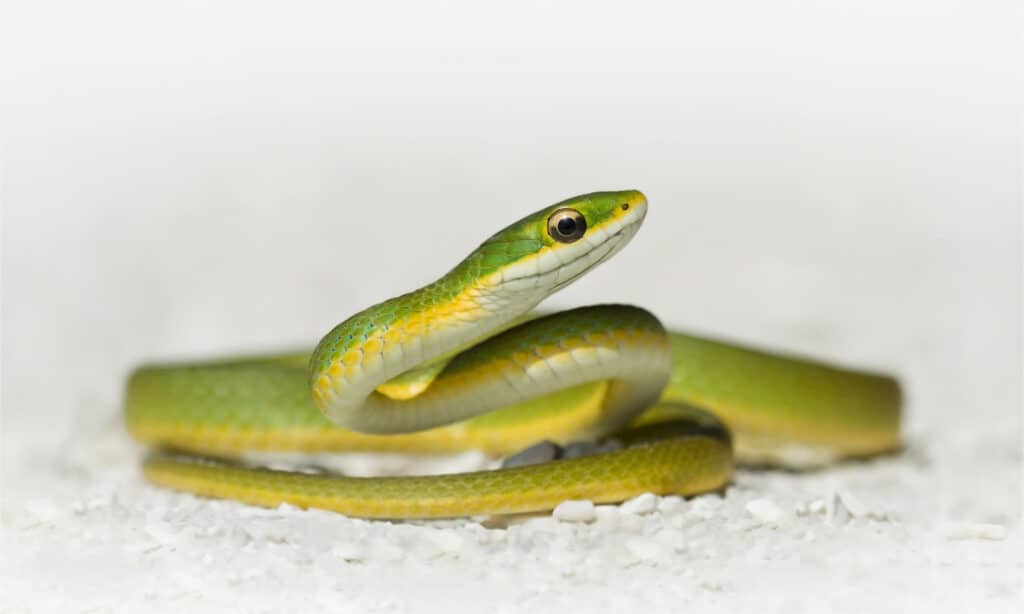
[464,189,649,302]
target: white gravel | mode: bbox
[3,420,1020,614]
[619,493,659,516]
[552,500,597,523]
[745,499,789,526]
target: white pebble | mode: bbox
[594,505,621,525]
[837,489,869,518]
[808,498,828,515]
[657,496,685,514]
[689,496,719,520]
[943,522,1008,541]
[745,498,789,526]
[553,500,596,523]
[619,493,658,515]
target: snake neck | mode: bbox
[308,264,674,436]
[309,268,545,431]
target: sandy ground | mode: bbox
[2,2,1021,612]
[2,416,1020,613]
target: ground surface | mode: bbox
[2,409,1020,613]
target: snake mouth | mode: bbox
[492,212,643,303]
[561,210,643,274]
[548,227,630,292]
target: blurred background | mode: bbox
[2,1,1020,502]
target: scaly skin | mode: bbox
[125,190,901,519]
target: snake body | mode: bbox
[126,191,901,519]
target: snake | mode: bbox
[125,190,901,519]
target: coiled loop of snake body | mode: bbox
[126,191,901,519]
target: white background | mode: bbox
[2,2,1021,612]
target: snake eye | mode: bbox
[547,208,587,243]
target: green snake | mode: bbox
[125,190,901,519]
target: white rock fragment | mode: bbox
[807,498,828,515]
[689,495,720,520]
[657,496,685,514]
[837,488,868,518]
[745,498,789,526]
[553,500,596,523]
[619,492,658,515]
[943,523,1008,541]
[594,505,621,525]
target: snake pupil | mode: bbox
[557,217,576,235]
